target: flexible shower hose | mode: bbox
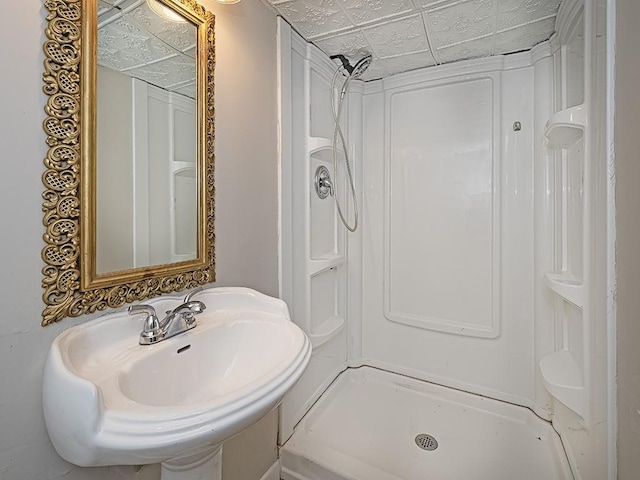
[330,67,359,232]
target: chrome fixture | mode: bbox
[415,433,439,451]
[328,53,373,232]
[184,286,205,302]
[315,166,334,199]
[129,287,206,345]
[128,304,161,344]
[329,54,372,79]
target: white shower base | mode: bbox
[280,367,573,480]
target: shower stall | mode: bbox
[277,0,610,478]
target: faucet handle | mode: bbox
[184,286,204,303]
[128,304,161,334]
[177,300,206,326]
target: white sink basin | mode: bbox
[43,287,311,469]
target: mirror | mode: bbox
[96,0,199,273]
[41,0,215,325]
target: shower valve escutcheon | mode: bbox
[315,166,334,199]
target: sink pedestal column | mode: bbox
[161,446,222,480]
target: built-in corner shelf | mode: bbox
[309,315,344,349]
[540,350,585,418]
[544,272,584,308]
[544,104,586,146]
[309,254,344,276]
[308,136,345,165]
[307,136,332,153]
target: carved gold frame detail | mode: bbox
[41,0,215,326]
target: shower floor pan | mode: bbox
[280,367,573,480]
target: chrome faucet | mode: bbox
[128,287,206,345]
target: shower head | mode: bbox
[330,54,373,78]
[351,55,373,78]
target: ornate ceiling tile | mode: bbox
[363,14,430,58]
[435,34,495,63]
[98,21,177,71]
[126,53,196,89]
[97,1,196,95]
[269,0,354,38]
[424,0,498,49]
[497,0,561,31]
[494,16,555,53]
[337,0,414,26]
[125,3,196,53]
[155,27,197,53]
[314,29,371,58]
[381,51,437,76]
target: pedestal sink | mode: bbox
[42,287,311,479]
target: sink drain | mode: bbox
[415,433,438,451]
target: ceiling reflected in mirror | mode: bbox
[97,0,197,99]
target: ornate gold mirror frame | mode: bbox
[41,0,215,326]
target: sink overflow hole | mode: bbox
[177,345,191,354]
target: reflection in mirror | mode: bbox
[96,0,198,274]
[41,0,215,325]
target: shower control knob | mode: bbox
[315,166,334,199]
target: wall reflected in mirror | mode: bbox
[96,0,198,274]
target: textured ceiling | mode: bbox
[265,0,561,80]
[98,0,197,98]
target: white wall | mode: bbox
[0,0,279,479]
[614,0,640,477]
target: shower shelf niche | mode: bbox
[308,136,332,153]
[278,34,351,442]
[536,0,599,430]
[309,138,345,162]
[305,51,348,354]
[309,254,344,275]
[544,104,586,146]
[309,315,344,349]
[544,272,584,308]
[539,350,585,417]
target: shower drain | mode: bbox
[414,433,438,451]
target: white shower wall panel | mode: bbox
[361,58,542,409]
[385,76,499,338]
